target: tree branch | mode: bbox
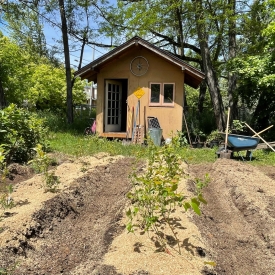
[149,30,201,55]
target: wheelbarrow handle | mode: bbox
[252,125,273,137]
[245,123,275,152]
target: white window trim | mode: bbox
[149,82,175,107]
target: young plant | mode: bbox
[29,144,60,193]
[0,147,14,213]
[0,262,19,275]
[231,120,246,133]
[126,137,208,254]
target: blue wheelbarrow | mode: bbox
[217,133,260,161]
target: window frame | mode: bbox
[149,82,175,107]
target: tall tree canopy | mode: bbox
[231,0,275,133]
[1,0,275,132]
[99,0,275,130]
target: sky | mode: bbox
[41,8,113,70]
[41,0,119,69]
[0,0,117,70]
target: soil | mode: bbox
[0,152,275,275]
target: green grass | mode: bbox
[245,149,275,166]
[48,130,275,166]
[179,147,218,164]
[48,132,145,158]
[43,111,275,166]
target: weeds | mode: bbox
[0,262,19,275]
[29,145,60,193]
[126,137,208,254]
[0,148,14,217]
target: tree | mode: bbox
[0,34,86,110]
[0,77,6,109]
[191,0,226,130]
[101,0,228,129]
[57,0,74,123]
[227,0,238,124]
[99,0,275,131]
[230,0,275,133]
[3,0,48,57]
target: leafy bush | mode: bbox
[29,144,60,193]
[39,108,96,134]
[0,104,48,163]
[126,137,208,254]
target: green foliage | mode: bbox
[206,130,222,143]
[0,35,86,110]
[0,262,19,275]
[176,131,189,146]
[0,148,14,218]
[183,108,216,143]
[230,6,275,131]
[230,120,246,133]
[29,144,60,193]
[126,137,207,254]
[0,185,14,212]
[0,104,48,163]
[40,108,95,134]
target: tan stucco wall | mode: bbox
[96,47,185,139]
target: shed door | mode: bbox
[105,80,122,132]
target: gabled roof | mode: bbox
[74,36,205,89]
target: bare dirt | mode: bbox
[1,153,275,275]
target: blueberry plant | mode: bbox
[126,137,208,254]
[29,144,60,193]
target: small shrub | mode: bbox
[29,144,60,193]
[0,262,19,275]
[126,137,208,254]
[0,104,48,163]
[0,148,14,219]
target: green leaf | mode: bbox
[171,184,178,191]
[183,202,191,211]
[126,208,131,217]
[198,194,207,205]
[126,223,134,233]
[191,200,201,215]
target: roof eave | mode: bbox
[74,36,205,87]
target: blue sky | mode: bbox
[42,14,112,70]
[0,0,117,70]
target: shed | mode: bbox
[75,36,205,140]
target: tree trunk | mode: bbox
[198,79,207,113]
[193,0,226,130]
[59,0,73,124]
[197,62,207,113]
[228,0,238,124]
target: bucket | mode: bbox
[148,128,163,146]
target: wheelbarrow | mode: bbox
[217,133,260,161]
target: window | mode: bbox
[149,83,175,106]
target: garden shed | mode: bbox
[75,36,205,140]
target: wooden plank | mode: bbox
[256,142,275,150]
[100,132,127,139]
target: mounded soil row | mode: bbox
[1,155,275,275]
